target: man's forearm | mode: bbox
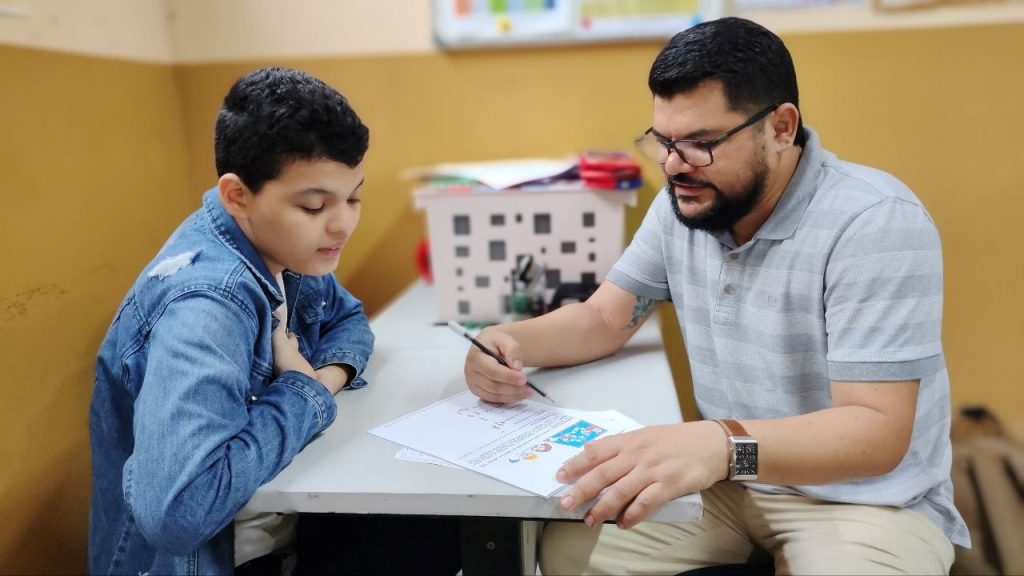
[495,301,626,368]
[740,403,915,486]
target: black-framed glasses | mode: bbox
[635,104,778,168]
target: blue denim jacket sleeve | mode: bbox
[123,291,336,556]
[309,275,374,389]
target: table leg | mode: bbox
[459,518,540,576]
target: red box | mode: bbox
[579,151,640,172]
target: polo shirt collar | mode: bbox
[751,126,825,242]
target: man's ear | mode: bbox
[218,174,251,220]
[769,103,800,148]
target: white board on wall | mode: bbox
[432,0,725,49]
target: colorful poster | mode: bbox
[433,0,574,46]
[432,0,723,48]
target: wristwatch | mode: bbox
[712,419,758,481]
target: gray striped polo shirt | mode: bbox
[607,127,968,546]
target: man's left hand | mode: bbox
[556,420,728,529]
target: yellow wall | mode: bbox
[3,21,1022,575]
[0,47,193,574]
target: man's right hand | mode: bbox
[463,327,533,404]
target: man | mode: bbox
[462,18,968,575]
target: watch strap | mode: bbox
[711,418,756,482]
[714,418,749,438]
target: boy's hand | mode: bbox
[271,317,317,382]
[315,364,353,396]
[463,327,532,404]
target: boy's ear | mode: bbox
[218,173,251,220]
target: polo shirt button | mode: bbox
[729,253,739,260]
[724,284,735,295]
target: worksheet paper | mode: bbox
[370,391,644,496]
[394,447,460,469]
[414,158,578,190]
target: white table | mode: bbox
[243,282,702,574]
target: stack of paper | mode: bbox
[370,391,644,497]
[403,158,579,191]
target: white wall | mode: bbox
[0,0,173,61]
[163,0,1024,62]
[167,0,435,62]
[0,0,434,62]
[6,0,1022,63]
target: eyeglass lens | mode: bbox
[638,135,713,167]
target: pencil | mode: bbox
[447,320,557,405]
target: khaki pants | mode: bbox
[540,482,954,576]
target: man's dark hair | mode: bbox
[649,17,805,146]
[215,67,369,192]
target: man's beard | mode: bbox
[665,161,768,232]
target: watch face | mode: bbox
[733,439,758,477]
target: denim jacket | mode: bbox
[89,188,374,575]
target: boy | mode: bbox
[89,67,374,575]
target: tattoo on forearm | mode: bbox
[624,296,656,329]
